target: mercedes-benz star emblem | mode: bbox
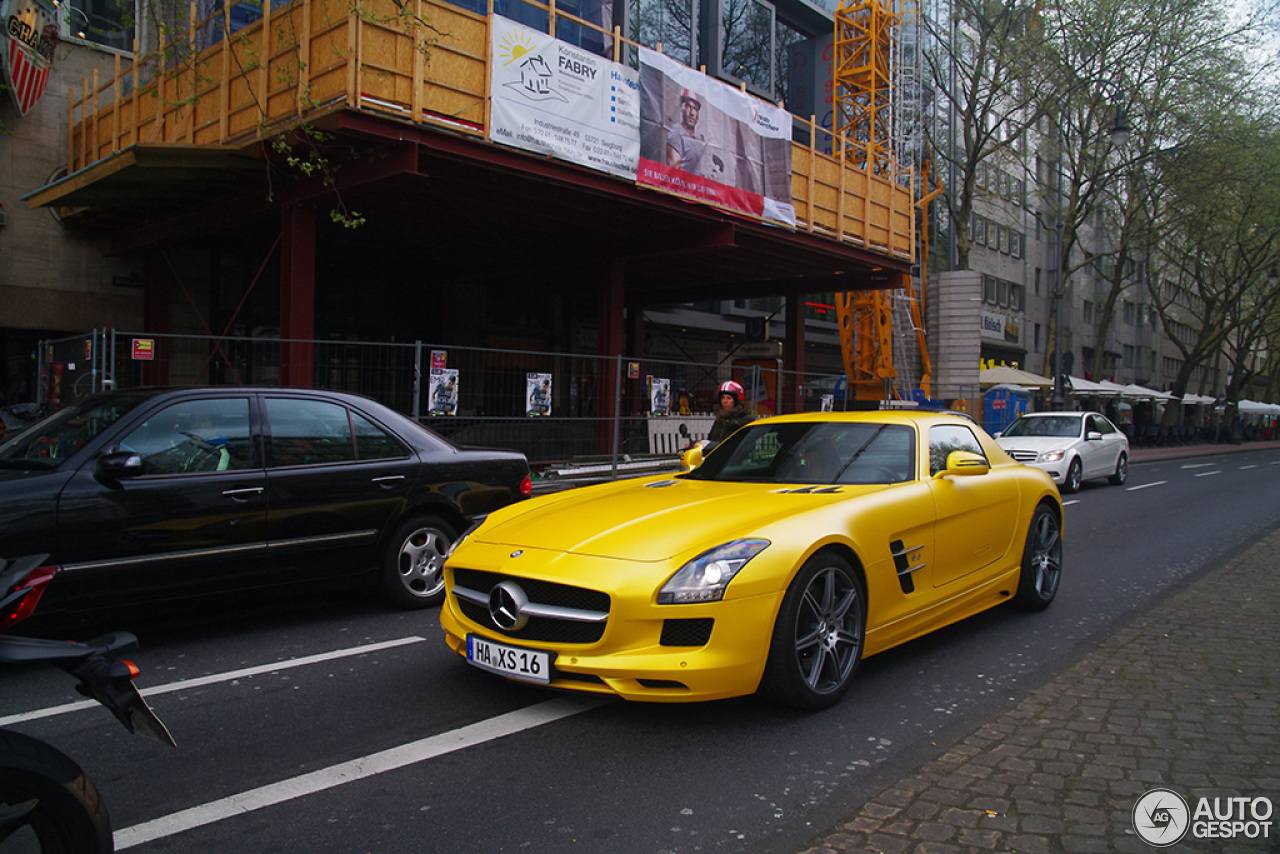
[489,581,530,631]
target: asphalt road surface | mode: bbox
[3,448,1278,854]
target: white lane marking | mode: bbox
[1194,471,1220,478]
[1239,465,1257,470]
[0,637,426,727]
[114,695,611,850]
[1126,481,1166,491]
[1061,499,1081,506]
[1180,463,1217,469]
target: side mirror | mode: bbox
[681,443,705,471]
[96,450,143,480]
[1086,431,1103,441]
[936,450,990,478]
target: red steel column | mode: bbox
[279,204,316,388]
[143,247,172,385]
[785,293,806,414]
[597,259,626,452]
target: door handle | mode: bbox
[223,487,264,501]
[372,475,406,488]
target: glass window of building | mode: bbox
[629,0,697,66]
[62,0,135,51]
[717,0,776,96]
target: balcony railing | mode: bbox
[62,0,915,261]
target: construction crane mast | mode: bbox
[832,0,937,402]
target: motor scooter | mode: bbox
[0,554,174,854]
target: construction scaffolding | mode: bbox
[832,0,937,401]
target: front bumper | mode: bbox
[440,574,783,703]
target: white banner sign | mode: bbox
[489,18,640,179]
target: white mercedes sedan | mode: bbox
[994,411,1129,493]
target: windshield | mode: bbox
[0,395,148,468]
[1001,415,1082,439]
[683,421,915,485]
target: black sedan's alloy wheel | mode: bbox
[760,552,866,710]
[382,514,456,609]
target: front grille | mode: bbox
[1007,449,1038,463]
[660,618,714,647]
[453,567,610,644]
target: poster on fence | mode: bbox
[489,18,641,179]
[526,372,552,416]
[429,367,459,415]
[636,47,795,226]
[650,377,671,415]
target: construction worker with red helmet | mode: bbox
[666,87,706,173]
[708,380,754,442]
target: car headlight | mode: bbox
[1040,449,1066,463]
[445,519,483,558]
[657,539,770,604]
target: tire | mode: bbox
[1062,458,1083,494]
[0,729,112,854]
[759,552,865,711]
[1108,453,1128,486]
[380,515,456,609]
[1012,504,1062,611]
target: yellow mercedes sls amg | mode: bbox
[441,411,1063,710]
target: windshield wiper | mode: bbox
[830,425,889,483]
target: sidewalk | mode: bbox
[797,446,1280,853]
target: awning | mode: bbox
[1122,384,1174,402]
[1066,376,1120,397]
[979,366,1054,388]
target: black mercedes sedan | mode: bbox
[0,387,530,624]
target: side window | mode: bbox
[265,399,356,466]
[119,398,253,475]
[929,425,986,476]
[352,411,409,461]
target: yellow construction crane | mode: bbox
[832,0,937,402]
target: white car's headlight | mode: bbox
[1040,450,1066,463]
[658,539,770,604]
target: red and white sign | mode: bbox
[2,0,57,116]
[131,339,155,361]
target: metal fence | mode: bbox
[36,329,986,468]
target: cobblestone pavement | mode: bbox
[798,446,1280,854]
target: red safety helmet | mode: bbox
[680,88,701,108]
[718,380,744,402]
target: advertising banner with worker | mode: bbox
[489,17,640,179]
[636,47,795,227]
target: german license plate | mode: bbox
[466,635,552,684]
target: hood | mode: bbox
[472,476,880,561]
[995,436,1077,452]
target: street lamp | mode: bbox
[1049,96,1130,410]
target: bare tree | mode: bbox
[921,0,1046,271]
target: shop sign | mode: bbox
[2,0,57,116]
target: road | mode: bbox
[3,448,1278,854]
